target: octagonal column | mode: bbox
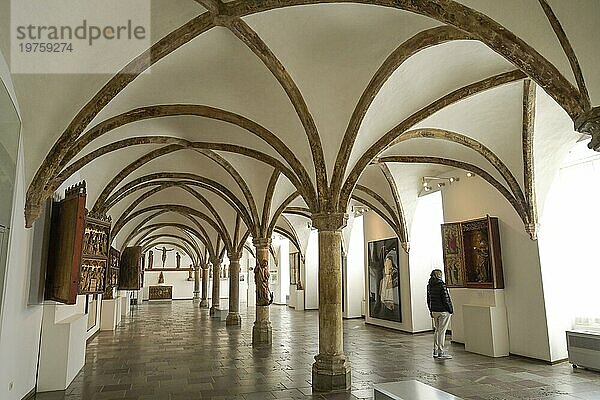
[226,252,242,326]
[200,264,209,308]
[311,213,351,392]
[193,265,201,303]
[252,238,272,346]
[210,257,222,315]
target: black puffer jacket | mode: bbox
[427,277,453,314]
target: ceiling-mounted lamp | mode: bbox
[466,171,474,178]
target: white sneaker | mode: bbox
[438,352,453,359]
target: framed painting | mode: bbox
[441,223,465,287]
[367,237,401,322]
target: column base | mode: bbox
[209,306,219,315]
[311,354,351,392]
[193,292,200,303]
[252,321,272,346]
[226,312,241,326]
[199,299,209,308]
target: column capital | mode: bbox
[253,237,271,248]
[210,257,222,266]
[227,251,242,261]
[311,213,348,231]
[575,106,600,151]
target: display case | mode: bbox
[441,215,504,289]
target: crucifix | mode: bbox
[155,246,174,268]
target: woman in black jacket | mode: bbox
[427,269,453,359]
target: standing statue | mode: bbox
[254,259,273,306]
[158,271,165,284]
[148,250,154,269]
[187,265,194,281]
[155,246,174,268]
[176,252,181,269]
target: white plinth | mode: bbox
[295,290,305,311]
[374,380,460,399]
[100,298,121,331]
[119,292,129,317]
[37,304,87,392]
[289,286,297,308]
[463,304,509,357]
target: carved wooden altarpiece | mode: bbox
[45,182,87,304]
[78,212,111,294]
[441,215,504,289]
[103,247,120,299]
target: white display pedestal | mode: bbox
[289,286,297,308]
[295,289,305,311]
[463,304,509,357]
[37,304,87,392]
[100,297,122,331]
[119,292,129,318]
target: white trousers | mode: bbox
[432,311,451,353]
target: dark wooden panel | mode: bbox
[119,246,142,290]
[103,247,120,299]
[45,182,86,304]
[441,223,465,288]
[149,285,172,300]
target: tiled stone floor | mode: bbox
[35,301,600,400]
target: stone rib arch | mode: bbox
[142,241,199,267]
[138,234,202,264]
[339,70,526,209]
[101,174,254,233]
[125,222,209,261]
[119,209,218,261]
[266,192,301,238]
[26,0,594,227]
[113,204,232,251]
[61,105,310,189]
[330,25,471,196]
[378,155,530,227]
[388,128,527,207]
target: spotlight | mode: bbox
[422,180,429,187]
[437,182,445,188]
[449,177,459,183]
[466,172,474,177]
[424,186,432,192]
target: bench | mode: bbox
[374,380,460,400]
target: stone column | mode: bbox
[200,264,209,308]
[226,252,242,326]
[252,238,272,346]
[311,213,351,392]
[210,257,222,315]
[193,265,201,303]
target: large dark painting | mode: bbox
[118,246,143,290]
[368,237,401,322]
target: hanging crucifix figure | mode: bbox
[155,246,174,268]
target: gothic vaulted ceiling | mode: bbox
[1,0,598,254]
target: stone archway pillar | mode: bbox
[311,213,351,392]
[210,257,222,315]
[193,265,201,303]
[200,264,209,308]
[226,252,242,325]
[252,238,272,346]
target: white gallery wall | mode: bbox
[344,215,365,318]
[441,170,552,361]
[303,230,319,310]
[537,145,600,361]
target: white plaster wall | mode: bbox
[441,171,552,361]
[344,215,365,318]
[363,211,414,332]
[0,136,43,400]
[304,230,319,310]
[142,271,195,300]
[408,192,444,332]
[272,238,290,305]
[537,153,600,361]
